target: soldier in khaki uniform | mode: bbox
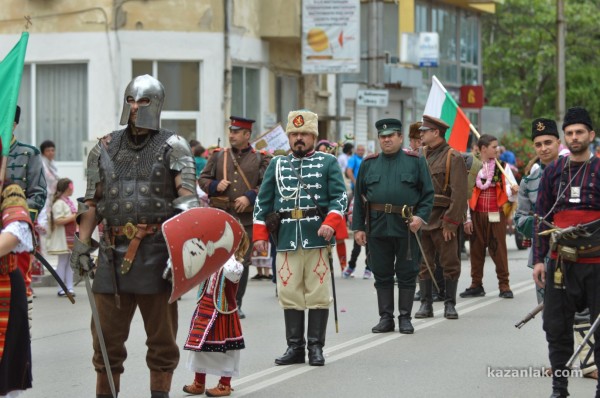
[198,116,271,319]
[414,115,468,320]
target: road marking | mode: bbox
[234,279,535,396]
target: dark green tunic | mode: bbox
[352,148,434,288]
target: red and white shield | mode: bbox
[162,207,245,303]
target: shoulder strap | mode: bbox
[222,149,228,181]
[443,148,454,193]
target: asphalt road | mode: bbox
[26,236,596,398]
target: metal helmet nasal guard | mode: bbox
[119,74,165,130]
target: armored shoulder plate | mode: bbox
[84,140,103,201]
[166,134,196,193]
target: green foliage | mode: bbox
[499,132,536,179]
[482,0,600,130]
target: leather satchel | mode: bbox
[265,212,281,244]
[209,195,230,210]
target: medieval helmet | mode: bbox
[119,75,165,130]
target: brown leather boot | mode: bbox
[206,383,233,397]
[150,371,173,397]
[182,381,205,395]
[96,372,120,398]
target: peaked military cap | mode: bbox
[229,116,255,131]
[531,118,559,140]
[420,115,449,134]
[376,118,402,136]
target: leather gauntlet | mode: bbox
[70,233,99,275]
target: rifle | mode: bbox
[567,312,600,368]
[515,302,544,329]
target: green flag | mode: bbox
[0,32,29,156]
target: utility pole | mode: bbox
[223,0,233,138]
[367,0,383,142]
[556,0,565,130]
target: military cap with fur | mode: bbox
[409,122,422,140]
[531,118,559,141]
[376,118,402,136]
[420,115,449,134]
[286,110,319,136]
[562,106,593,131]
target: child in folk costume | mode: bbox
[250,239,272,280]
[0,184,35,398]
[46,178,77,297]
[183,232,249,397]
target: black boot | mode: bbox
[372,287,395,333]
[150,392,169,398]
[398,288,415,334]
[415,279,433,318]
[444,279,459,319]
[549,375,569,397]
[275,309,306,365]
[307,309,329,366]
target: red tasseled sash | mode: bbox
[0,254,18,361]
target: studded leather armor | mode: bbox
[85,127,197,294]
[96,129,178,226]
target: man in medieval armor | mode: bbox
[70,75,199,398]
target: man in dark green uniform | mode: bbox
[352,118,434,334]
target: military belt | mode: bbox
[370,203,404,214]
[280,208,323,220]
[109,223,162,274]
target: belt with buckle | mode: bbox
[109,223,162,274]
[280,208,322,220]
[371,203,404,214]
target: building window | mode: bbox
[17,63,88,161]
[276,75,299,124]
[232,66,260,131]
[460,11,480,85]
[132,60,201,142]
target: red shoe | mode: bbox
[206,383,233,397]
[183,381,205,395]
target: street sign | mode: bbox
[356,89,389,107]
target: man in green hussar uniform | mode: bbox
[352,118,434,334]
[253,109,348,367]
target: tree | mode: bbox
[482,0,600,134]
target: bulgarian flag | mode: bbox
[423,75,471,152]
[0,32,29,156]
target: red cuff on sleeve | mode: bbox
[253,224,269,242]
[323,212,345,234]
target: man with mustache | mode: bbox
[199,116,271,319]
[352,118,434,334]
[534,107,600,398]
[253,110,347,367]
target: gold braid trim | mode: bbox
[1,184,33,229]
[1,184,28,212]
